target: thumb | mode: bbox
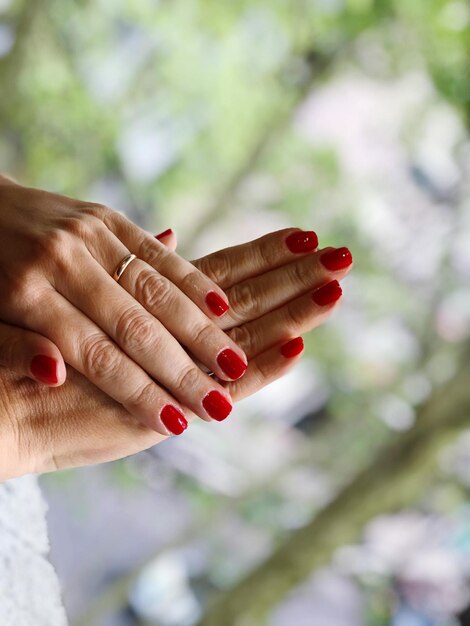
[0,321,66,386]
[155,228,177,251]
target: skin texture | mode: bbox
[0,179,246,434]
[0,228,353,480]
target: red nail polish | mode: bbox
[155,228,173,240]
[285,230,319,253]
[281,337,304,358]
[31,355,59,385]
[206,291,229,317]
[202,390,233,421]
[160,404,188,435]
[320,247,353,271]
[217,349,247,380]
[312,280,342,306]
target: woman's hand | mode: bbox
[0,228,352,479]
[191,228,352,355]
[0,179,250,434]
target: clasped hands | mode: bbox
[0,178,352,479]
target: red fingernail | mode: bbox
[31,355,59,385]
[206,291,229,317]
[160,404,188,435]
[202,390,233,421]
[320,247,353,271]
[285,230,318,253]
[155,228,173,240]
[217,349,247,380]
[312,280,342,306]
[281,337,304,358]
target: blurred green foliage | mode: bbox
[1,0,468,211]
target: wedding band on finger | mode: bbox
[113,253,138,283]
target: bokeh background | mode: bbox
[1,0,470,624]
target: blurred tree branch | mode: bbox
[178,47,343,259]
[196,344,470,626]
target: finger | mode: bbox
[31,337,305,474]
[88,205,231,319]
[69,231,247,382]
[24,288,192,436]
[220,246,353,328]
[23,334,304,475]
[227,279,343,359]
[0,321,66,386]
[192,227,319,289]
[223,336,305,402]
[54,246,237,418]
[155,228,177,251]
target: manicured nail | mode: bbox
[31,355,59,385]
[155,228,173,240]
[285,230,319,253]
[206,291,229,317]
[160,404,188,435]
[202,390,233,421]
[281,337,304,358]
[312,280,342,306]
[320,247,353,271]
[217,349,247,380]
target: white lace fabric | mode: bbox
[0,475,67,626]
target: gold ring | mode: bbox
[113,253,137,282]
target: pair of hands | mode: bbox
[0,178,353,480]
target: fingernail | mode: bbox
[281,337,304,358]
[31,355,59,385]
[160,404,188,435]
[285,230,319,253]
[155,228,173,240]
[312,280,342,306]
[217,348,247,380]
[320,247,353,271]
[202,390,233,421]
[206,291,229,317]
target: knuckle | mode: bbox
[138,236,163,266]
[80,203,123,236]
[289,258,312,289]
[26,230,75,277]
[61,216,90,239]
[228,281,257,321]
[1,235,76,306]
[136,270,174,312]
[34,227,72,259]
[81,334,120,379]
[228,324,256,356]
[115,306,155,352]
[195,253,231,286]
[80,202,111,220]
[179,269,201,295]
[257,238,279,268]
[127,381,159,413]
[18,285,47,321]
[174,364,201,393]
[2,280,46,325]
[190,322,214,349]
[284,301,306,332]
[62,214,105,241]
